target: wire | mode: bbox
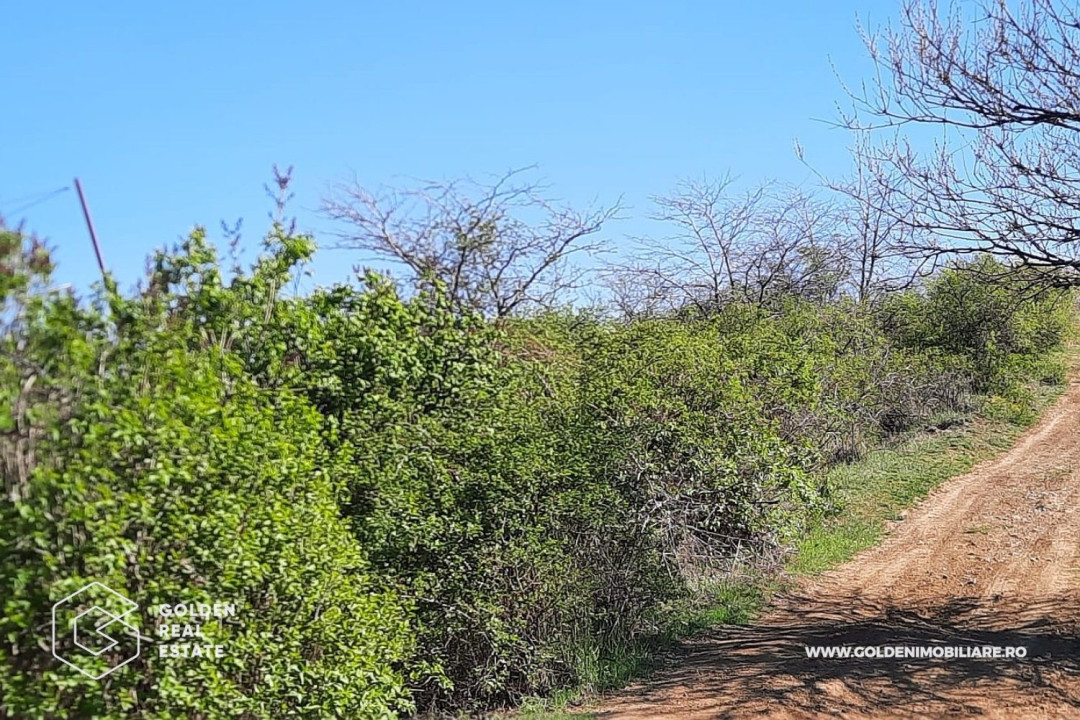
[0,188,62,206]
[1,186,71,217]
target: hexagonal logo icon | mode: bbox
[52,582,140,679]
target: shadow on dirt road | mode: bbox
[594,594,1080,718]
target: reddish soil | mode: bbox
[587,373,1080,719]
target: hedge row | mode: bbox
[0,224,1071,717]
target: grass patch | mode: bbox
[566,581,765,693]
[793,421,1012,574]
[516,707,592,720]
[791,371,1067,577]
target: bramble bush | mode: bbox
[0,217,1072,718]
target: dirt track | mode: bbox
[588,373,1080,719]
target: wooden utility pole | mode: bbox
[73,177,107,279]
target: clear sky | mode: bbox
[2,0,902,293]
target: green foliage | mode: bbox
[792,371,1066,576]
[883,256,1073,392]
[0,219,1072,719]
[1,227,413,719]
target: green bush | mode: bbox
[883,256,1073,392]
[254,284,680,710]
[0,228,413,719]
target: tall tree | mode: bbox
[608,178,849,316]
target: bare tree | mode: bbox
[845,0,1080,287]
[805,135,937,302]
[609,177,849,316]
[740,185,849,306]
[607,175,763,316]
[323,168,620,318]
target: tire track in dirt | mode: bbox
[587,372,1080,719]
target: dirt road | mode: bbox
[588,374,1080,719]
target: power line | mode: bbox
[0,186,71,218]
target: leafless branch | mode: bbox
[323,168,621,317]
[608,178,852,316]
[843,0,1080,287]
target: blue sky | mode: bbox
[2,1,901,292]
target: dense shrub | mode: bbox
[883,256,1073,392]
[0,221,1072,718]
[0,228,413,719]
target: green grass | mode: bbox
[793,422,1012,574]
[792,370,1067,577]
[511,357,1072,719]
[516,709,587,720]
[505,582,767,720]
